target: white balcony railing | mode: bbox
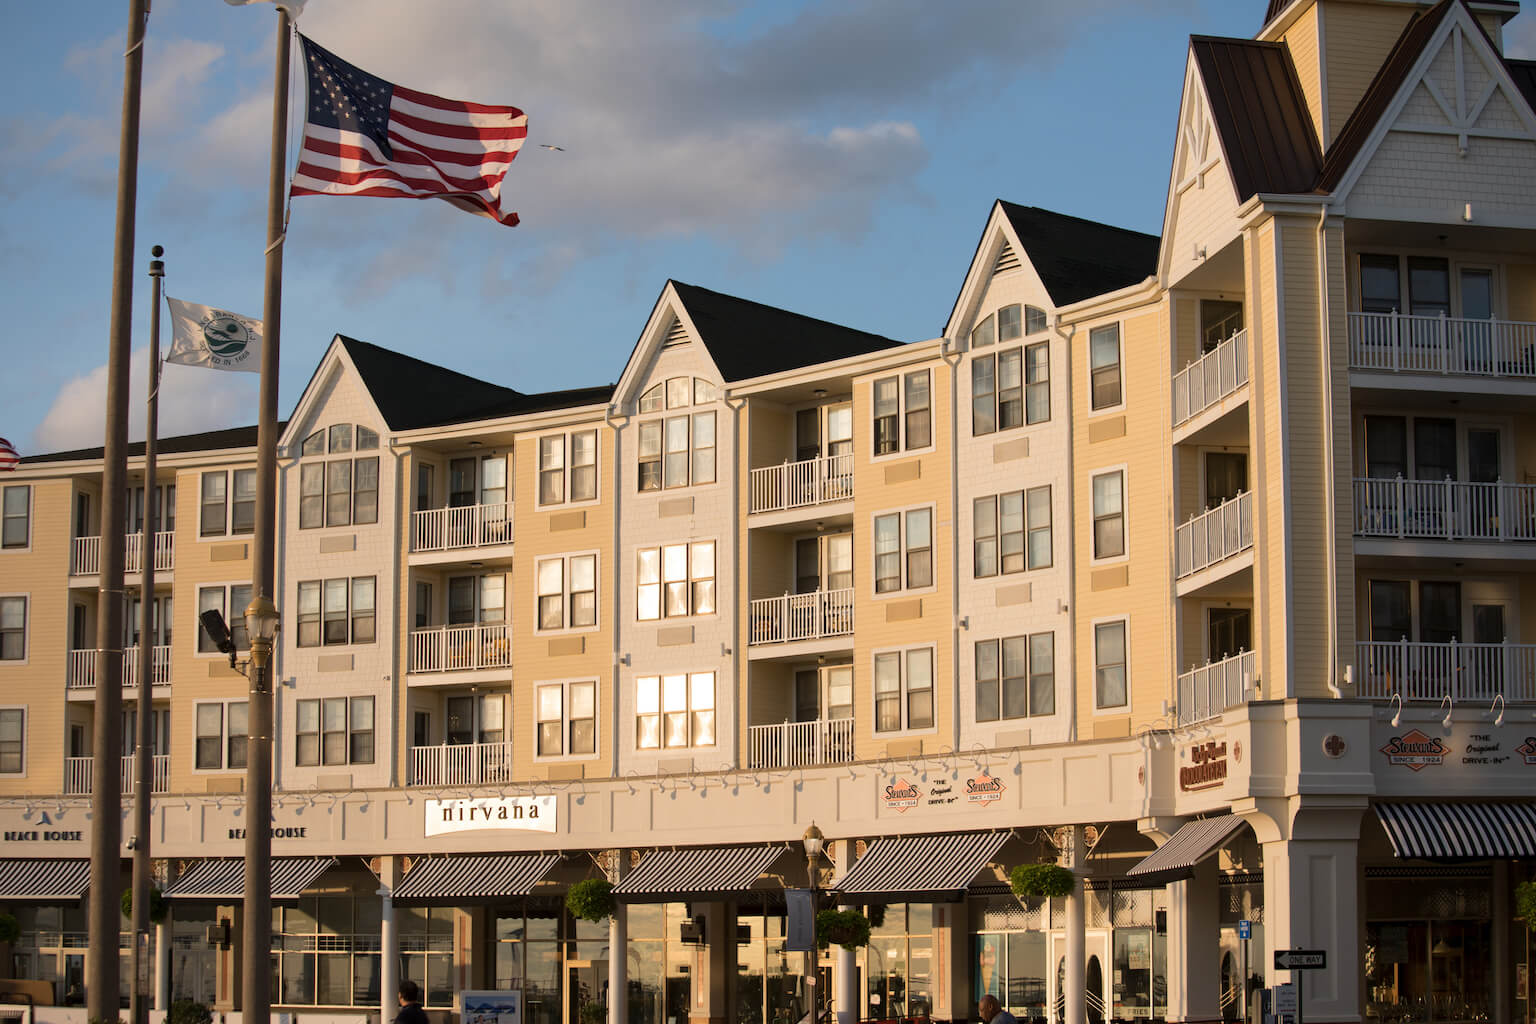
[71,532,175,576]
[1175,492,1254,579]
[1348,311,1536,378]
[1353,477,1536,542]
[408,742,513,786]
[63,754,170,795]
[748,589,854,646]
[408,623,512,674]
[747,718,855,770]
[410,503,512,553]
[1177,650,1257,726]
[1173,329,1249,427]
[1355,640,1536,703]
[67,646,171,689]
[748,454,854,514]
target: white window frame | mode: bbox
[534,678,600,761]
[637,411,717,492]
[193,699,249,772]
[0,706,26,776]
[636,541,716,621]
[971,337,1050,436]
[871,644,937,735]
[0,594,28,665]
[198,469,257,540]
[973,486,1052,578]
[535,552,600,633]
[974,632,1055,723]
[1092,616,1130,713]
[635,671,716,751]
[1089,466,1128,565]
[536,429,600,508]
[1087,321,1125,414]
[871,504,936,598]
[870,368,935,460]
[195,582,254,657]
[295,576,377,648]
[1,485,32,552]
[294,695,376,767]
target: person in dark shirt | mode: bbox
[978,994,1019,1024]
[395,979,429,1024]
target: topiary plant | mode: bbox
[816,908,871,951]
[168,1000,213,1024]
[1010,863,1075,901]
[121,886,168,924]
[566,878,617,923]
[0,912,19,945]
[1516,880,1536,925]
[578,1002,607,1024]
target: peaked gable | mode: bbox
[943,202,1057,341]
[1190,37,1323,200]
[998,204,1158,307]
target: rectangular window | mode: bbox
[691,412,716,485]
[1089,324,1122,410]
[636,672,714,749]
[539,436,565,505]
[196,701,248,770]
[874,508,933,593]
[0,598,24,661]
[351,578,375,643]
[230,469,257,535]
[1092,471,1125,560]
[2,486,30,549]
[636,541,715,620]
[296,697,374,766]
[875,369,933,453]
[873,376,900,455]
[200,472,227,537]
[300,464,324,529]
[196,585,252,654]
[1360,255,1401,314]
[874,648,934,733]
[1094,621,1128,710]
[570,431,597,501]
[974,343,1049,436]
[972,357,996,436]
[536,555,597,631]
[325,460,352,527]
[295,576,376,647]
[1025,341,1050,424]
[638,421,662,492]
[297,581,321,648]
[536,681,597,758]
[904,371,931,449]
[664,416,689,488]
[352,457,379,525]
[0,708,22,773]
[975,633,1054,722]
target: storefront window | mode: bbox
[863,903,933,1019]
[734,901,792,1024]
[493,898,563,1024]
[399,905,456,1009]
[171,906,216,1006]
[272,894,384,1007]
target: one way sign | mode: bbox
[1274,949,1327,970]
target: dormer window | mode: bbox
[636,379,718,491]
[298,424,380,529]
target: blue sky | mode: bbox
[3,0,1533,454]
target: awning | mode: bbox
[163,857,336,900]
[0,859,91,899]
[1126,815,1248,883]
[1374,801,1536,860]
[395,854,559,902]
[832,831,1010,903]
[616,846,782,903]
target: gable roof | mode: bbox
[1190,37,1324,200]
[997,204,1160,306]
[668,281,906,383]
[1509,59,1536,113]
[21,423,272,465]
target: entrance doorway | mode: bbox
[1048,930,1110,1024]
[564,960,608,1024]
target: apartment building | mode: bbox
[1,1,1534,1021]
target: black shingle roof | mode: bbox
[996,204,1160,307]
[1508,59,1536,114]
[669,282,906,383]
[21,424,272,465]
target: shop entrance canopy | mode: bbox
[1374,801,1536,860]
[832,831,1010,903]
[1126,815,1248,885]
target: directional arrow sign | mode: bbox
[1274,949,1327,970]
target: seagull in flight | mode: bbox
[540,144,565,151]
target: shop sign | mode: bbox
[1378,729,1450,772]
[1517,736,1536,766]
[3,811,84,844]
[882,777,922,814]
[1179,740,1228,791]
[226,824,308,841]
[1459,733,1511,767]
[965,771,1006,804]
[425,796,556,837]
[459,989,521,1024]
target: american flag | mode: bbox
[292,37,527,226]
[0,438,18,472]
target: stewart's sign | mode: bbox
[1379,729,1451,772]
[882,778,922,813]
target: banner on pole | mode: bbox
[165,296,263,373]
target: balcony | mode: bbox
[1348,311,1536,380]
[748,589,854,647]
[410,503,512,554]
[63,754,170,795]
[1177,651,1257,726]
[1173,329,1249,428]
[70,532,174,576]
[408,742,513,786]
[748,454,853,515]
[1354,478,1536,543]
[746,718,855,770]
[407,623,512,675]
[67,646,170,689]
[1356,640,1536,703]
[1175,492,1253,582]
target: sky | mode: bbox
[3,0,1534,456]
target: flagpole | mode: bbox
[129,245,164,1024]
[244,10,289,1024]
[89,0,149,1016]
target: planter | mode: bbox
[566,878,617,923]
[816,909,871,951]
[1010,863,1075,901]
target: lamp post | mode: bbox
[802,823,825,1018]
[242,593,279,1021]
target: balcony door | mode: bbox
[795,534,852,594]
[1204,452,1248,510]
[445,694,504,746]
[1200,300,1243,353]
[793,665,853,724]
[1208,608,1251,661]
[448,574,506,625]
[795,404,852,462]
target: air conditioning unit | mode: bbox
[679,917,705,945]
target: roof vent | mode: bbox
[662,319,690,348]
[993,243,1021,275]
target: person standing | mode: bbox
[395,979,429,1024]
[978,994,1019,1024]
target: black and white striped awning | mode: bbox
[0,859,91,899]
[163,857,336,900]
[832,832,1010,902]
[1374,801,1536,860]
[394,854,559,902]
[616,846,783,903]
[1126,815,1248,883]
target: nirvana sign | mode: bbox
[425,796,557,837]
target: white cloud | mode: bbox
[32,345,257,454]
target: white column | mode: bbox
[608,902,628,1024]
[154,918,170,1011]
[1167,860,1221,1021]
[831,839,858,1024]
[1261,834,1362,1021]
[380,857,398,1024]
[1065,825,1085,1024]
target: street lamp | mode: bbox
[801,823,825,1016]
[244,595,280,667]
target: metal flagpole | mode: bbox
[244,10,290,1023]
[129,246,165,1024]
[90,0,150,1016]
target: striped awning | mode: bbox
[395,854,559,902]
[1127,815,1247,882]
[832,832,1010,902]
[1374,801,1536,860]
[163,857,336,900]
[0,859,91,899]
[616,846,782,902]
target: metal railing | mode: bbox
[1348,310,1536,378]
[1353,477,1536,541]
[748,589,855,645]
[408,742,513,786]
[747,718,855,770]
[408,623,513,673]
[1355,640,1536,703]
[67,646,171,689]
[1173,328,1248,427]
[748,453,854,514]
[410,502,512,553]
[70,531,175,575]
[63,754,169,795]
[1175,492,1253,579]
[1177,650,1257,726]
